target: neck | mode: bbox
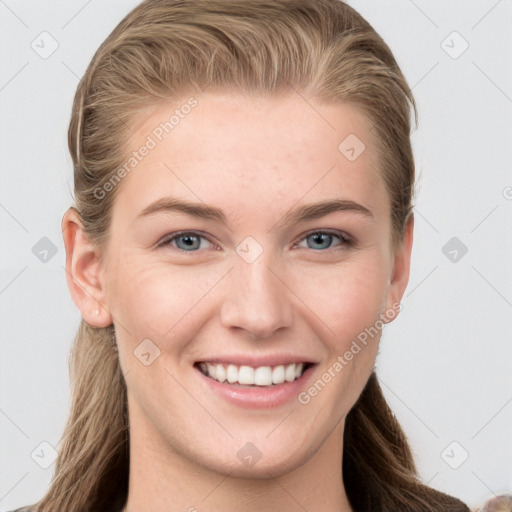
[124,408,353,512]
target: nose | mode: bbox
[220,253,293,339]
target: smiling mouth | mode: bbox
[195,361,314,387]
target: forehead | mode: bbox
[112,92,387,225]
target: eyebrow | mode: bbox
[276,198,374,231]
[137,197,227,223]
[136,196,373,229]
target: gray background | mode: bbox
[1,0,511,510]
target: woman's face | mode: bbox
[81,92,412,477]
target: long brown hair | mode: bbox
[19,1,471,510]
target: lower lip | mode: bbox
[195,365,316,409]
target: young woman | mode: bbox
[13,0,473,510]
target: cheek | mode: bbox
[293,257,389,416]
[109,258,226,348]
[292,256,390,350]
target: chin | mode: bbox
[198,434,320,480]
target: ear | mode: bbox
[61,207,113,328]
[383,214,414,323]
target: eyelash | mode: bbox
[294,229,354,250]
[157,229,354,252]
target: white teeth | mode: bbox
[238,366,255,385]
[254,366,272,386]
[206,363,217,380]
[216,363,226,383]
[227,364,238,383]
[271,365,285,384]
[285,364,296,382]
[198,362,308,386]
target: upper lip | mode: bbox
[194,354,318,367]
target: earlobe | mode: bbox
[383,214,414,323]
[61,207,113,328]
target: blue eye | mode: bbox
[159,231,213,251]
[297,231,352,250]
[158,230,352,252]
